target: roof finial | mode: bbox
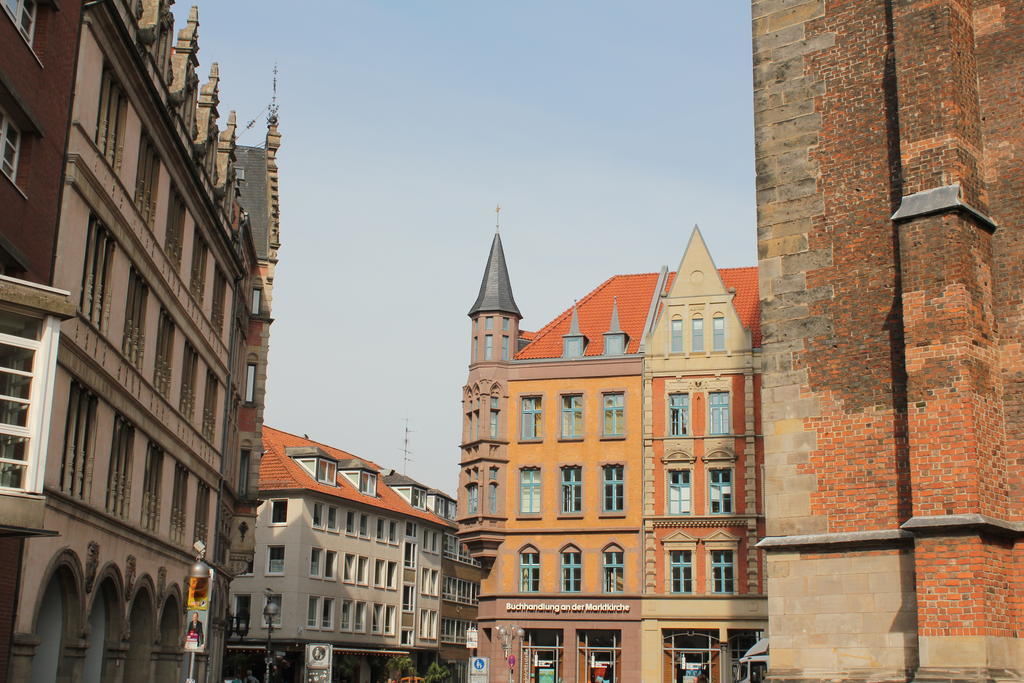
[268,62,279,125]
[608,296,622,333]
[495,203,501,233]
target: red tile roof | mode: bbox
[515,267,760,360]
[515,273,662,359]
[261,426,455,527]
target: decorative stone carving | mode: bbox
[157,566,167,602]
[666,377,732,393]
[84,541,100,593]
[662,448,696,465]
[124,555,137,600]
[238,520,249,542]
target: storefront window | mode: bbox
[523,629,563,683]
[662,630,723,683]
[578,630,621,683]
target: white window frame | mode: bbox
[0,309,61,494]
[266,546,285,575]
[2,0,36,45]
[0,107,23,182]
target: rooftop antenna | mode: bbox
[399,418,414,474]
[239,63,279,141]
[495,204,501,232]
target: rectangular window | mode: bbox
[466,484,478,514]
[709,468,733,514]
[153,309,174,398]
[60,380,97,500]
[96,69,127,169]
[502,317,510,331]
[321,597,334,629]
[712,549,735,593]
[189,229,208,302]
[561,550,582,592]
[520,397,542,439]
[713,315,726,351]
[312,502,324,528]
[346,510,355,534]
[357,556,369,584]
[359,513,368,536]
[343,554,355,582]
[375,559,386,587]
[385,605,396,635]
[560,466,582,514]
[0,106,19,181]
[668,470,692,515]
[670,550,693,593]
[489,397,499,438]
[310,548,322,577]
[263,594,282,626]
[164,188,186,267]
[81,217,116,330]
[210,269,227,334]
[488,482,498,514]
[404,542,417,569]
[340,600,352,630]
[359,471,377,495]
[691,317,705,352]
[169,462,188,540]
[250,287,262,316]
[389,520,398,543]
[502,335,509,360]
[401,629,414,646]
[270,499,287,524]
[670,318,683,353]
[307,596,320,628]
[193,481,209,546]
[402,584,415,612]
[201,370,218,441]
[387,561,398,589]
[105,415,134,518]
[603,549,624,593]
[267,546,285,574]
[604,333,625,355]
[519,468,540,513]
[602,393,624,436]
[564,336,583,357]
[325,550,337,580]
[484,334,493,360]
[372,603,383,633]
[602,465,624,512]
[669,393,689,436]
[327,506,338,531]
[376,518,386,540]
[354,602,366,632]
[238,448,251,498]
[709,392,730,435]
[133,133,161,226]
[560,394,583,438]
[140,441,163,531]
[485,317,493,330]
[122,268,148,368]
[179,342,198,419]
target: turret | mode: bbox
[467,231,521,366]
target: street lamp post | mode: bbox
[496,625,524,683]
[263,596,279,683]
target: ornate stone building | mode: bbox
[1,2,280,681]
[752,0,1022,680]
[458,229,764,683]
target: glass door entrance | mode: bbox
[662,630,722,683]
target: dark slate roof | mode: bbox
[383,471,422,487]
[235,145,269,260]
[468,232,521,317]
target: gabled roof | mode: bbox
[515,273,662,360]
[261,426,455,527]
[468,232,521,317]
[515,266,761,361]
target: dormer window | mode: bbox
[563,336,584,358]
[360,471,377,496]
[411,487,426,509]
[316,459,336,485]
[604,333,625,356]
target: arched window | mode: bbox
[560,546,582,593]
[712,314,726,351]
[519,548,540,592]
[691,316,705,353]
[488,482,498,514]
[602,545,624,593]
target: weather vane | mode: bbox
[495,204,501,232]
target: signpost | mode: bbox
[305,643,332,683]
[466,627,479,649]
[469,656,489,683]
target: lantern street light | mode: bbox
[263,594,280,683]
[227,610,250,639]
[496,625,525,683]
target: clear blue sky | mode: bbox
[175,1,756,494]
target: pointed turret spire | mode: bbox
[469,232,521,317]
[568,301,581,335]
[607,296,622,334]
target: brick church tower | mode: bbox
[752,1,1022,681]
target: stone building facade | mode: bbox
[1,2,279,681]
[459,229,765,683]
[751,0,1022,680]
[0,1,83,680]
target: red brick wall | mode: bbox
[0,538,23,683]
